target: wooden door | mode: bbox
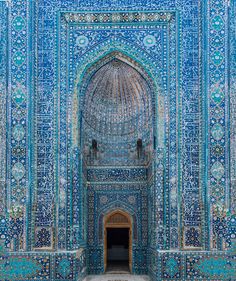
[129,227,132,272]
[104,228,107,272]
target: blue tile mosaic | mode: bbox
[0,0,235,280]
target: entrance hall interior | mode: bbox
[106,228,129,273]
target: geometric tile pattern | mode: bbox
[87,181,148,274]
[230,0,236,215]
[0,0,235,280]
[6,0,30,252]
[0,2,7,221]
[208,0,230,250]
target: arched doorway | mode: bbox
[104,210,132,273]
[73,51,159,274]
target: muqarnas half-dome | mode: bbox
[82,58,154,165]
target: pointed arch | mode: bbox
[103,209,133,272]
[104,209,132,227]
[72,39,165,149]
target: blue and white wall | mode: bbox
[0,0,235,280]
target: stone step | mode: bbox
[83,274,150,281]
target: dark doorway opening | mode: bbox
[106,228,129,273]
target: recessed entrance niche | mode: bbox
[104,210,132,273]
[81,53,155,274]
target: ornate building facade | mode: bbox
[0,0,235,280]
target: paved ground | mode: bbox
[84,274,150,281]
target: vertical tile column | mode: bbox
[34,0,56,249]
[180,0,203,249]
[228,3,236,246]
[230,0,236,215]
[168,15,179,249]
[208,0,230,249]
[7,0,29,251]
[154,149,165,249]
[0,1,9,250]
[0,1,8,223]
